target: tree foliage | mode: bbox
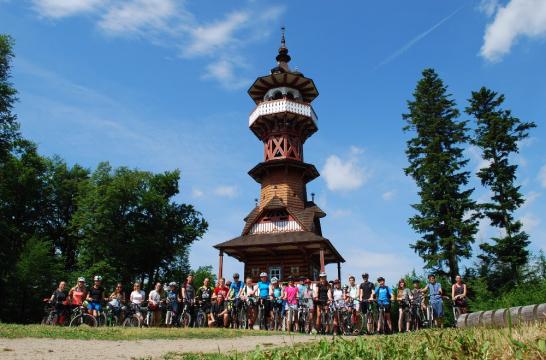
[403,68,479,282]
[465,87,536,290]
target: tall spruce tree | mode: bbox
[403,68,478,282]
[466,87,536,289]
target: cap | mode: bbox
[260,272,268,277]
[319,272,327,278]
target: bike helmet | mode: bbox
[319,272,327,278]
[377,276,385,282]
[271,277,278,283]
[333,279,340,284]
[77,277,85,282]
[94,275,102,281]
[233,272,240,278]
[259,272,268,277]
[362,273,369,278]
[169,281,177,287]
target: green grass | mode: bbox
[0,324,276,340]
[165,324,546,360]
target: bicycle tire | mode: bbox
[238,307,248,329]
[122,315,141,327]
[180,312,191,328]
[196,311,206,328]
[70,314,97,327]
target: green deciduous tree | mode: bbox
[466,87,536,290]
[72,162,208,292]
[403,68,479,282]
[0,34,20,160]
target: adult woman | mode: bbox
[451,275,468,315]
[331,279,344,335]
[313,272,332,334]
[148,282,165,326]
[108,283,126,318]
[283,278,299,332]
[49,281,68,325]
[239,277,257,328]
[396,279,411,332]
[68,277,87,308]
[129,282,146,320]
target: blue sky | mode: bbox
[1,0,546,284]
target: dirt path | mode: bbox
[0,335,318,359]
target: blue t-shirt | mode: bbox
[375,285,392,305]
[230,280,243,297]
[167,290,177,302]
[427,283,442,303]
[257,281,270,299]
[272,286,282,300]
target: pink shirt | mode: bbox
[285,286,298,305]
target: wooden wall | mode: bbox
[259,167,306,210]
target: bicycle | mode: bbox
[226,299,238,329]
[238,298,253,329]
[375,301,390,335]
[69,305,97,327]
[256,297,268,330]
[409,298,427,330]
[270,299,283,331]
[397,299,411,333]
[41,299,67,326]
[361,300,375,335]
[194,302,208,328]
[122,304,146,327]
[297,300,312,334]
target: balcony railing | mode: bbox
[249,99,318,126]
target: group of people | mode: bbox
[48,271,468,333]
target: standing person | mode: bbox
[49,281,68,325]
[257,272,271,329]
[228,273,243,310]
[410,279,425,330]
[68,277,87,308]
[239,277,257,328]
[347,276,359,311]
[129,282,146,321]
[451,275,468,315]
[213,278,229,300]
[358,273,375,334]
[297,279,314,330]
[269,277,283,330]
[283,277,299,332]
[108,283,126,319]
[369,277,394,333]
[86,275,105,318]
[196,278,214,314]
[208,293,228,327]
[165,282,179,326]
[423,274,444,327]
[148,282,164,326]
[331,279,344,335]
[313,272,332,334]
[396,279,411,332]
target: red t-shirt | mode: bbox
[214,286,229,298]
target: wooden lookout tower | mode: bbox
[214,29,344,282]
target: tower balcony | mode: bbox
[248,99,318,127]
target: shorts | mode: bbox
[285,303,298,311]
[87,301,102,311]
[361,301,372,314]
[378,303,391,313]
[431,301,444,318]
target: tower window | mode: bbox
[269,266,281,280]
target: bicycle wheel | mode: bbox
[122,315,141,327]
[353,312,364,335]
[238,307,248,329]
[180,312,191,328]
[196,311,206,328]
[96,312,107,326]
[70,314,97,327]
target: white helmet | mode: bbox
[169,282,177,287]
[319,272,327,278]
[94,275,102,281]
[77,277,85,282]
[271,277,278,283]
[259,272,268,277]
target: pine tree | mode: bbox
[403,68,479,282]
[466,87,536,290]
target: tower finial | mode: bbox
[276,26,291,67]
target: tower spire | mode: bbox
[276,26,291,69]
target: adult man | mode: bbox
[196,277,214,313]
[423,274,444,327]
[358,273,375,333]
[208,293,229,327]
[213,277,229,300]
[369,276,394,333]
[228,273,243,310]
[180,274,196,325]
[86,275,105,317]
[347,275,359,311]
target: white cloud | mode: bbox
[467,145,492,173]
[481,0,546,62]
[191,188,204,198]
[185,11,249,57]
[32,0,104,18]
[202,58,250,90]
[521,212,540,232]
[341,250,418,284]
[98,0,179,35]
[479,0,499,17]
[331,209,352,218]
[322,150,368,192]
[539,165,546,188]
[382,190,396,201]
[214,185,238,198]
[522,190,541,208]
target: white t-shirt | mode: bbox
[149,290,161,304]
[130,290,145,305]
[333,288,344,302]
